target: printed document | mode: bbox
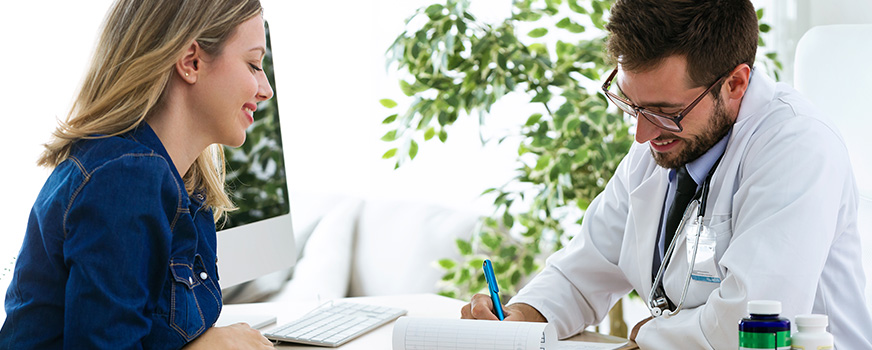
[391,317,627,350]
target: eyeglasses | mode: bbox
[601,67,727,132]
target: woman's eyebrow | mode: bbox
[249,46,266,58]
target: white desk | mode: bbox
[219,293,637,349]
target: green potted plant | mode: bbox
[379,0,780,336]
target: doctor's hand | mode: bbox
[460,293,547,322]
[183,323,275,349]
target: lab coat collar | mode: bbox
[735,68,777,126]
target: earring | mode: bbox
[185,72,189,77]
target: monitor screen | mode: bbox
[216,20,296,290]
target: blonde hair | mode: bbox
[39,0,263,221]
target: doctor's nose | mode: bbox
[634,114,661,144]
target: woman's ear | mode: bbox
[175,40,202,84]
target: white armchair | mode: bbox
[794,24,872,313]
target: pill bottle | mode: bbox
[790,314,833,350]
[739,300,791,350]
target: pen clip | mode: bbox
[483,260,499,292]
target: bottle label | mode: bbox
[739,330,790,349]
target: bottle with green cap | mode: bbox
[790,314,833,350]
[739,300,791,350]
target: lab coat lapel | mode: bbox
[629,167,669,296]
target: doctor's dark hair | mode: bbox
[606,0,758,92]
[38,0,263,221]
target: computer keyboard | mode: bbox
[263,302,407,347]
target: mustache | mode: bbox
[652,133,682,142]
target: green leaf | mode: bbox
[516,11,543,22]
[568,0,588,14]
[591,0,603,13]
[525,113,543,126]
[510,269,521,285]
[759,23,771,33]
[756,8,764,20]
[556,17,571,29]
[409,140,419,160]
[424,127,436,140]
[382,114,397,124]
[425,4,444,20]
[382,148,397,159]
[535,154,551,171]
[379,98,398,108]
[502,212,514,228]
[531,90,551,103]
[437,258,456,269]
[456,238,473,255]
[399,80,415,96]
[441,272,456,281]
[439,130,448,142]
[381,130,398,141]
[568,23,585,33]
[528,28,548,38]
[458,268,470,283]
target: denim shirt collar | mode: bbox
[124,122,205,207]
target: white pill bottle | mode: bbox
[790,314,833,350]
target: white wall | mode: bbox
[756,0,872,84]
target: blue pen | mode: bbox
[482,259,506,320]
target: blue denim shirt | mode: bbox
[0,123,222,349]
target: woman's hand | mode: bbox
[183,323,275,349]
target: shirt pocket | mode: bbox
[168,260,206,341]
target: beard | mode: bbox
[650,96,733,169]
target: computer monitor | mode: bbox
[216,20,296,290]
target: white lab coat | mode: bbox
[510,69,872,349]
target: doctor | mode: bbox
[461,0,872,348]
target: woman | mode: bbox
[0,0,276,348]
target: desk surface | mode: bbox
[219,294,637,349]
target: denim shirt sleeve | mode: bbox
[62,154,178,349]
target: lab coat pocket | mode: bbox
[684,215,732,306]
[663,213,732,308]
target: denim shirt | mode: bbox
[0,123,222,349]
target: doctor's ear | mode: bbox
[175,40,202,84]
[723,63,751,100]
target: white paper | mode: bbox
[392,317,626,350]
[555,340,627,350]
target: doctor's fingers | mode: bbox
[462,293,500,320]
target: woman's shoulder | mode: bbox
[69,135,173,177]
[61,135,183,204]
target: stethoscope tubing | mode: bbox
[647,153,723,318]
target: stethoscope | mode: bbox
[646,155,723,318]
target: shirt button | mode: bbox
[200,272,208,280]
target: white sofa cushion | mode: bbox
[267,197,363,303]
[348,198,479,296]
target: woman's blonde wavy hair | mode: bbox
[38,0,263,221]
